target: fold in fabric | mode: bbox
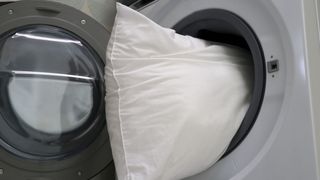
[105,3,253,180]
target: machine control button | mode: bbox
[267,60,279,73]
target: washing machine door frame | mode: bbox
[0,1,113,180]
[173,9,266,157]
[140,0,297,179]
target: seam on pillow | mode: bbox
[108,57,253,67]
[109,9,131,180]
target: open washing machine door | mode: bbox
[134,0,320,180]
[0,1,115,179]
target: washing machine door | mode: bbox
[0,24,104,159]
[0,1,114,180]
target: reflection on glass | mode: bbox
[12,33,83,45]
[11,70,94,80]
[8,77,93,134]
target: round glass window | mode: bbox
[0,25,105,159]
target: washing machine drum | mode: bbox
[0,25,105,158]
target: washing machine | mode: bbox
[0,0,319,180]
[130,0,318,179]
[0,0,115,179]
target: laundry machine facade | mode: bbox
[0,1,115,179]
[0,0,319,180]
[134,0,320,179]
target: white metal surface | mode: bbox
[304,0,320,178]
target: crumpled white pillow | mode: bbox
[105,3,253,180]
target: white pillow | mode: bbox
[105,3,253,180]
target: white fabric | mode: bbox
[8,77,93,134]
[106,3,253,180]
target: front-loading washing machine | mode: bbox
[0,0,320,180]
[0,1,115,179]
[131,0,320,179]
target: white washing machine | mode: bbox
[0,0,319,179]
[125,0,320,179]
